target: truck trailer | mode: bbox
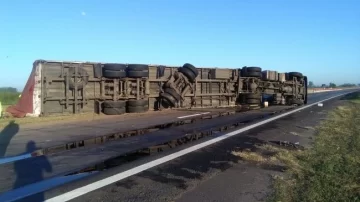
[7,60,308,117]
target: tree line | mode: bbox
[308,82,360,88]
[0,87,20,105]
[0,87,18,93]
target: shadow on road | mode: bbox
[135,98,333,190]
[0,121,19,157]
[115,178,138,190]
[13,141,52,202]
[340,91,360,101]
[137,135,271,190]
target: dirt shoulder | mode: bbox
[269,92,360,202]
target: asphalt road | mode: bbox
[12,89,358,202]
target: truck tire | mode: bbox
[161,92,177,107]
[246,67,262,72]
[103,70,127,78]
[127,64,148,71]
[127,64,149,78]
[183,63,199,77]
[246,71,262,78]
[127,105,149,113]
[285,73,290,81]
[241,67,247,77]
[103,64,127,78]
[103,100,126,108]
[245,93,261,99]
[246,99,261,104]
[164,88,182,101]
[127,71,149,78]
[127,99,148,107]
[103,64,127,71]
[103,107,126,115]
[179,67,196,82]
[290,99,304,105]
[289,72,303,79]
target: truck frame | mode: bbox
[27,60,308,116]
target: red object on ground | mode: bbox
[7,68,36,118]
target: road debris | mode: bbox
[273,141,305,150]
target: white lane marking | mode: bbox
[45,92,349,202]
[177,112,210,119]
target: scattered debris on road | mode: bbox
[272,140,305,150]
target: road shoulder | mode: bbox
[176,97,346,202]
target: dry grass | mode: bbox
[268,93,360,202]
[232,149,272,163]
[232,92,360,202]
[1,105,10,112]
[232,144,303,169]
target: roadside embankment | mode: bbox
[173,91,357,202]
[268,92,360,202]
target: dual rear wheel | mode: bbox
[160,63,198,107]
[102,99,149,115]
[245,93,261,105]
[242,66,262,78]
[102,64,149,79]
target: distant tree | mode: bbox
[0,87,17,93]
[339,83,356,87]
[329,82,337,88]
[321,84,327,88]
[308,81,315,88]
[0,87,21,105]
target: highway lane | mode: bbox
[4,89,357,202]
[307,89,355,103]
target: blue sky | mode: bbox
[0,0,359,90]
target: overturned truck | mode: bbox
[8,60,308,117]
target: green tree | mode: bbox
[0,87,20,105]
[308,81,314,88]
[329,82,337,88]
[0,87,18,93]
[339,83,356,87]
